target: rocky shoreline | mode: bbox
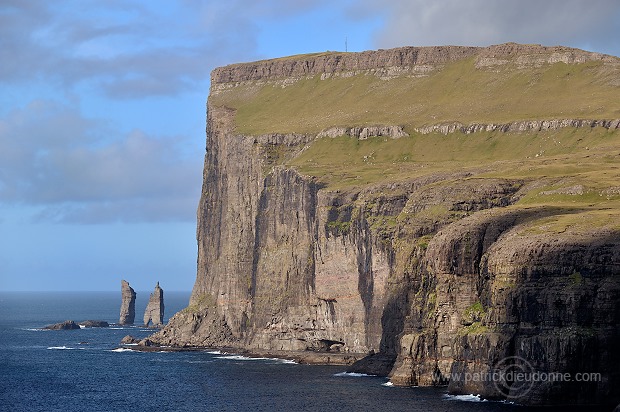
[120,340,369,366]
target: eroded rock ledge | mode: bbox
[211,43,617,93]
[312,118,620,140]
[317,125,409,139]
[415,118,620,135]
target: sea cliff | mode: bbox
[151,43,620,406]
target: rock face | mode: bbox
[78,320,109,328]
[414,118,620,135]
[389,208,620,405]
[120,335,139,344]
[210,43,615,89]
[151,44,620,407]
[119,280,136,325]
[44,320,80,330]
[144,282,164,327]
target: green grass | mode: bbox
[285,126,620,189]
[211,56,620,135]
[520,208,620,234]
[463,301,486,326]
[460,322,490,335]
[326,220,351,235]
[213,50,620,234]
[570,271,584,285]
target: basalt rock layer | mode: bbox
[119,280,136,325]
[152,44,620,406]
[144,282,164,327]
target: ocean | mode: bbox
[0,292,609,412]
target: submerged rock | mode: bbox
[119,280,136,325]
[79,320,109,328]
[143,282,164,327]
[44,320,80,330]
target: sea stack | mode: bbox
[143,282,164,327]
[119,280,136,325]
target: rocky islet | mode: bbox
[43,320,81,330]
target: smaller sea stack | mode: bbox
[143,282,164,327]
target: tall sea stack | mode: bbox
[119,280,136,325]
[144,282,164,327]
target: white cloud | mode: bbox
[360,0,620,56]
[0,0,335,99]
[0,1,337,225]
[0,100,202,223]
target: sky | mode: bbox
[1,0,620,292]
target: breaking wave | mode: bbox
[110,348,136,353]
[333,372,377,377]
[216,355,270,361]
[215,354,297,364]
[442,394,485,402]
[276,358,298,364]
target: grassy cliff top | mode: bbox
[209,44,620,220]
[210,43,620,135]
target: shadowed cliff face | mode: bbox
[391,207,620,404]
[152,44,620,406]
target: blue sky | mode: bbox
[1,0,620,292]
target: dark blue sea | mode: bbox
[0,292,610,412]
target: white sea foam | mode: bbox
[23,328,44,332]
[47,346,74,350]
[78,325,85,329]
[110,348,135,353]
[275,358,298,365]
[206,350,222,355]
[216,355,267,361]
[214,354,296,364]
[443,394,485,402]
[382,381,394,387]
[333,372,377,377]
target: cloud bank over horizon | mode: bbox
[363,0,620,55]
[0,99,202,223]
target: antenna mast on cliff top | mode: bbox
[345,36,348,52]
